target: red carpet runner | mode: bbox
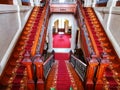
[53,34,71,89]
[53,34,71,48]
[54,53,70,60]
[56,60,71,90]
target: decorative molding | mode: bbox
[50,3,77,14]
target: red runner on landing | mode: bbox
[56,60,71,90]
[53,34,71,48]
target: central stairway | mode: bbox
[56,60,71,89]
[52,34,72,89]
[46,53,84,90]
[55,52,71,89]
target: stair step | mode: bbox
[5,65,15,75]
[101,43,109,47]
[0,74,10,85]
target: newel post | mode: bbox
[85,54,99,90]
[34,53,44,90]
[22,51,35,90]
[95,58,109,90]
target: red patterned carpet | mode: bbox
[56,60,71,90]
[53,34,71,89]
[53,34,71,48]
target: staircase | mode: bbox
[0,6,45,90]
[45,53,84,90]
[56,60,71,90]
[83,7,120,89]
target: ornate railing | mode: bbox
[70,54,87,81]
[43,54,54,79]
[77,4,95,57]
[36,4,49,54]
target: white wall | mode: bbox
[47,14,78,53]
[0,4,32,75]
[94,7,120,58]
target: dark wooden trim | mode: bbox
[0,0,13,4]
[116,1,120,6]
[22,2,31,6]
[95,3,107,7]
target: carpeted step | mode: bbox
[16,66,25,75]
[56,61,71,89]
[104,67,114,77]
[11,85,20,90]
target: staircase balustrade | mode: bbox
[85,54,99,90]
[77,5,95,58]
[36,5,49,54]
[33,53,44,90]
[22,51,35,90]
[70,52,87,82]
[95,58,109,90]
[22,51,55,90]
[43,54,54,79]
[77,4,114,89]
[26,50,54,90]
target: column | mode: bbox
[95,59,109,90]
[85,55,99,90]
[34,53,44,90]
[22,52,35,90]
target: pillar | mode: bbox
[34,53,44,90]
[85,54,99,90]
[22,51,35,90]
[95,59,109,90]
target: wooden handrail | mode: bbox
[36,5,49,55]
[96,2,107,7]
[43,55,54,65]
[83,10,100,57]
[81,29,91,57]
[43,54,54,78]
[31,7,44,56]
[29,4,50,90]
[77,2,99,57]
[71,54,87,66]
[77,4,95,57]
